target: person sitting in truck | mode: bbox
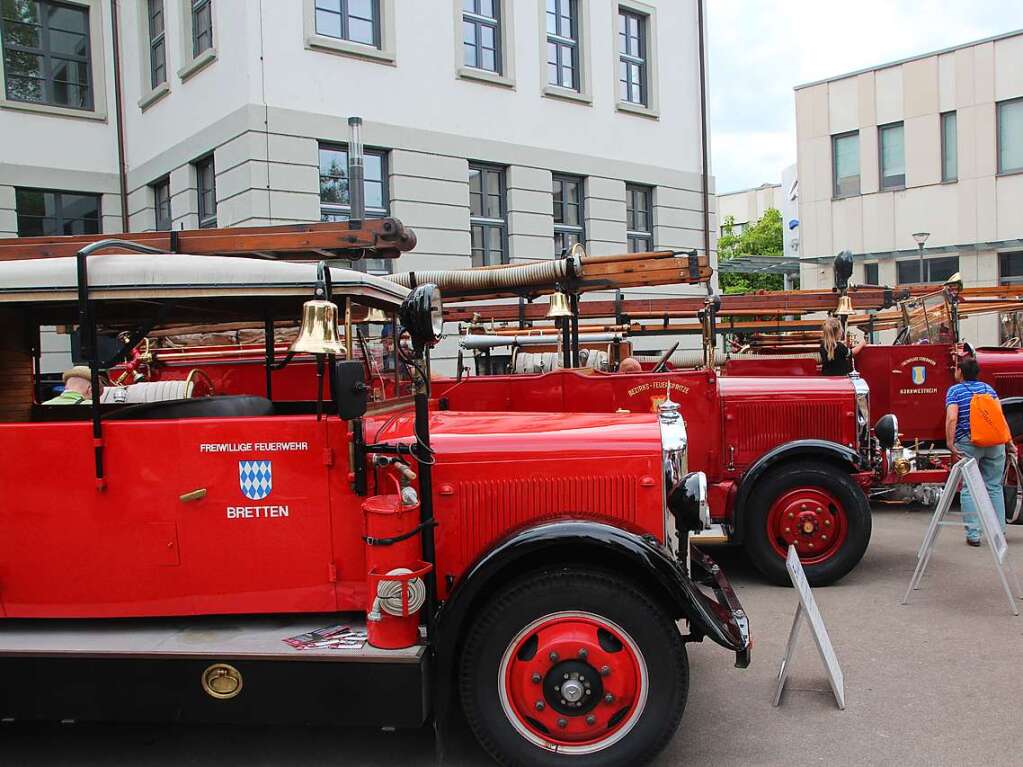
[945,356,1018,545]
[42,366,101,405]
[618,357,643,373]
[819,317,866,375]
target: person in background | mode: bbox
[42,366,101,405]
[618,357,643,374]
[819,317,866,375]
[945,356,1017,545]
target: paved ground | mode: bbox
[3,505,1023,766]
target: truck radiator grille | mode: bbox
[994,374,1023,399]
[730,401,847,455]
[454,475,638,562]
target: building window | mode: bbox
[941,111,957,182]
[1,0,93,110]
[879,122,905,190]
[15,188,100,236]
[553,173,584,255]
[863,262,879,285]
[626,183,652,252]
[319,143,390,273]
[617,8,646,106]
[546,0,578,91]
[896,255,959,285]
[152,177,171,231]
[998,98,1023,175]
[147,0,165,88]
[314,0,379,47]
[832,131,859,198]
[1001,252,1023,285]
[469,163,507,267]
[194,155,216,229]
[191,0,212,56]
[462,0,499,73]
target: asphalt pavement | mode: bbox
[3,505,1023,767]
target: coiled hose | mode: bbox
[369,567,428,618]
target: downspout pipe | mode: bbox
[696,0,711,297]
[111,0,129,231]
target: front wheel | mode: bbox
[459,569,688,767]
[743,461,872,586]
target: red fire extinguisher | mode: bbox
[363,466,433,649]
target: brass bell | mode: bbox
[290,299,346,355]
[835,295,854,317]
[363,306,390,324]
[546,291,574,319]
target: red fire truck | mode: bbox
[0,240,750,766]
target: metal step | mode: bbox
[690,523,730,545]
[0,613,423,663]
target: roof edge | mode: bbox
[794,28,1023,92]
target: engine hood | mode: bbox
[718,375,858,400]
[368,410,663,461]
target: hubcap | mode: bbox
[498,611,648,755]
[766,487,848,564]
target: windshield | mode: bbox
[899,291,953,345]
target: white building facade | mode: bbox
[717,182,782,236]
[0,0,715,369]
[795,30,1023,345]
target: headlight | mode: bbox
[669,471,710,533]
[399,283,443,353]
[875,413,899,450]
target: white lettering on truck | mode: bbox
[200,442,309,453]
[226,505,291,519]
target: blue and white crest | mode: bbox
[239,460,272,500]
[911,366,927,385]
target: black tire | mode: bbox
[459,568,688,767]
[743,460,872,586]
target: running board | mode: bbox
[690,523,729,545]
[0,614,429,727]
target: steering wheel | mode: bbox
[652,342,680,373]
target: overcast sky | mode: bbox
[709,1,1023,193]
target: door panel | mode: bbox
[176,416,336,615]
[0,421,191,618]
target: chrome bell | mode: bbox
[290,299,346,356]
[835,295,854,317]
[546,291,574,319]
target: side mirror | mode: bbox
[331,360,368,420]
[875,413,899,450]
[399,283,443,354]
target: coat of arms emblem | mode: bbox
[239,460,272,500]
[911,366,927,385]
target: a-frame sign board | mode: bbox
[773,545,846,710]
[902,456,1023,615]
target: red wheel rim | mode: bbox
[766,487,848,565]
[498,611,648,755]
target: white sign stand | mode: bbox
[773,545,846,710]
[902,456,1023,616]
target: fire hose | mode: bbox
[368,567,428,619]
[387,255,579,294]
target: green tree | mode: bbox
[717,208,795,294]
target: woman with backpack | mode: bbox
[945,356,1019,545]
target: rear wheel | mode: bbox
[743,461,871,586]
[459,569,688,767]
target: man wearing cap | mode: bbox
[42,366,100,405]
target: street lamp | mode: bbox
[912,231,930,283]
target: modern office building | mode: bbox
[794,29,1023,344]
[717,182,782,236]
[0,0,716,370]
